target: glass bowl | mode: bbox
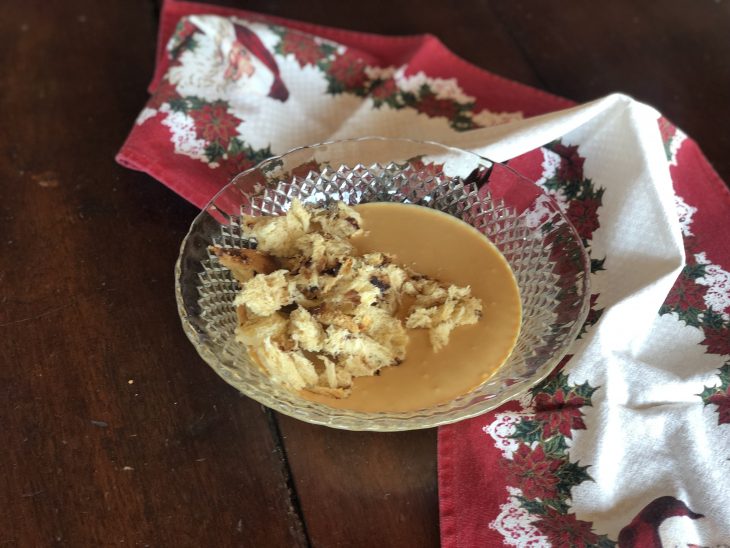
[175,137,590,431]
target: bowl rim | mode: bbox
[174,136,591,431]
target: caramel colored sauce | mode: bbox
[302,202,521,413]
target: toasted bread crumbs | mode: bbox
[210,199,482,398]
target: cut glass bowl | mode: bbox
[175,137,590,431]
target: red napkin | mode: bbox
[117,0,571,208]
[440,140,730,548]
[117,1,730,545]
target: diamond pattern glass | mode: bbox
[176,138,590,431]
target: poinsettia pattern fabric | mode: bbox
[441,111,730,546]
[118,1,730,546]
[120,8,538,207]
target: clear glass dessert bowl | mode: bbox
[175,137,590,431]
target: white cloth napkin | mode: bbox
[458,96,729,545]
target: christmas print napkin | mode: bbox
[118,1,730,545]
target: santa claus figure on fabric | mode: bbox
[167,15,289,104]
[225,23,289,101]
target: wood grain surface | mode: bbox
[1,0,728,546]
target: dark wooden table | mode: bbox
[2,1,728,545]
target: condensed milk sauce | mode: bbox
[302,202,522,412]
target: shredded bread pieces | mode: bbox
[211,199,482,398]
[404,283,482,351]
[211,246,277,283]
